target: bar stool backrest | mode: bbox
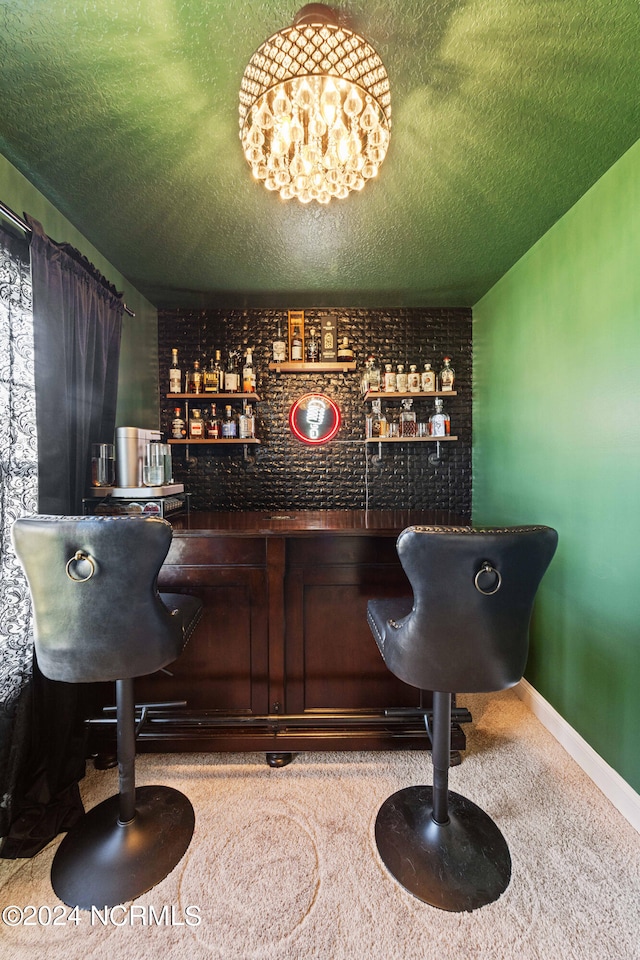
[386,525,558,693]
[12,514,185,684]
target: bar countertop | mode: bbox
[170,509,467,537]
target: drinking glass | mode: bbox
[91,443,115,487]
[143,442,165,486]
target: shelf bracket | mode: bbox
[428,440,442,465]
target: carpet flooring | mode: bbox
[1,689,638,960]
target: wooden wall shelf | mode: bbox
[363,390,457,400]
[268,362,356,373]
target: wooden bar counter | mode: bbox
[91,510,471,762]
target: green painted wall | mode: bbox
[473,138,640,792]
[0,153,159,429]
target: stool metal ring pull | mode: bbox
[65,550,96,583]
[474,561,502,596]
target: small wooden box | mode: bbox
[320,316,337,362]
[288,310,305,362]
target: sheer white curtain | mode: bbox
[0,224,38,838]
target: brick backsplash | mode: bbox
[158,308,472,520]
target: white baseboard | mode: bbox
[514,679,640,834]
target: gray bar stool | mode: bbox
[12,515,202,910]
[367,524,558,911]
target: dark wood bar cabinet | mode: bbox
[88,511,471,764]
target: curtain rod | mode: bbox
[0,199,136,317]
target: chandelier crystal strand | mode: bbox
[239,7,391,204]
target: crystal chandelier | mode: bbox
[239,4,391,204]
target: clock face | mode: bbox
[288,393,341,445]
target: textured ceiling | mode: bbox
[1,0,639,309]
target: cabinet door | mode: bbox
[137,546,269,714]
[285,536,420,712]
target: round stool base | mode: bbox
[375,785,511,912]
[51,785,194,910]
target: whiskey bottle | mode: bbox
[205,403,220,439]
[188,408,204,438]
[400,399,417,437]
[171,407,186,439]
[368,355,381,392]
[203,358,218,393]
[306,327,320,362]
[242,348,256,393]
[224,351,239,392]
[429,398,450,437]
[169,349,182,393]
[421,362,436,392]
[214,350,224,392]
[383,363,397,392]
[396,364,408,393]
[273,320,287,362]
[291,325,303,361]
[440,356,455,391]
[221,404,238,438]
[407,364,420,392]
[337,337,354,361]
[186,359,203,394]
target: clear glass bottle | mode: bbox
[407,364,420,392]
[291,324,303,361]
[188,407,204,438]
[400,399,417,437]
[429,397,450,437]
[205,403,220,439]
[396,363,408,393]
[242,348,256,393]
[421,362,436,392]
[221,404,238,438]
[224,351,239,392]
[383,363,397,392]
[306,327,320,363]
[186,359,203,394]
[440,356,455,391]
[171,407,186,439]
[204,357,218,393]
[239,403,255,439]
[273,319,287,362]
[169,348,182,393]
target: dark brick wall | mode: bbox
[158,308,472,519]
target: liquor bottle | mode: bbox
[205,403,220,439]
[337,337,354,361]
[221,404,238,438]
[306,327,320,363]
[440,356,455,391]
[273,319,287,362]
[188,407,204,438]
[203,358,218,393]
[368,355,381,392]
[383,363,397,392]
[421,362,436,392]
[242,348,256,393]
[186,359,203,394]
[239,403,255,439]
[407,364,420,392]
[429,397,450,437]
[171,407,186,439]
[214,350,224,392]
[396,364,408,393]
[291,324,303,361]
[224,351,239,392]
[169,348,182,393]
[400,399,417,437]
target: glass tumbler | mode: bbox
[91,443,115,487]
[143,442,165,486]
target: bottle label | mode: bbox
[273,341,287,362]
[189,421,204,438]
[222,421,237,438]
[421,372,436,391]
[224,372,239,392]
[291,341,303,361]
[169,370,181,392]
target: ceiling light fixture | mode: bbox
[239,4,391,205]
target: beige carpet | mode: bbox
[1,690,638,960]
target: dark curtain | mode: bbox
[0,216,124,858]
[27,215,124,515]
